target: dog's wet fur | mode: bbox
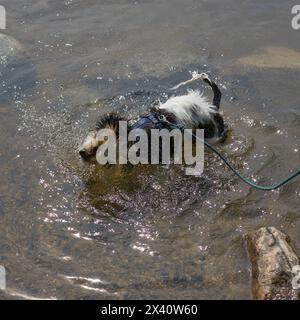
[79,73,227,161]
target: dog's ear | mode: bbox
[96,112,125,134]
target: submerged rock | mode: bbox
[238,47,300,69]
[0,33,23,61]
[246,227,299,300]
[0,33,35,103]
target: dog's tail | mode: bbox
[200,73,222,110]
[171,72,222,110]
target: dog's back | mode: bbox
[157,89,225,139]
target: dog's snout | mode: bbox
[79,131,99,160]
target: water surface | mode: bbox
[0,0,299,299]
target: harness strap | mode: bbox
[131,113,165,130]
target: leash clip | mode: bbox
[157,114,184,130]
[157,114,168,123]
[158,114,173,127]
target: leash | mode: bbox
[160,117,300,191]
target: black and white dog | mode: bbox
[79,73,227,161]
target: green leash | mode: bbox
[166,121,300,191]
[203,139,300,191]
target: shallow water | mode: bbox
[0,0,299,299]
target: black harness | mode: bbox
[130,112,166,130]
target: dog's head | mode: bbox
[79,130,99,160]
[79,113,123,161]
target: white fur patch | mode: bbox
[158,90,216,127]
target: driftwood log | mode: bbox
[246,227,299,300]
